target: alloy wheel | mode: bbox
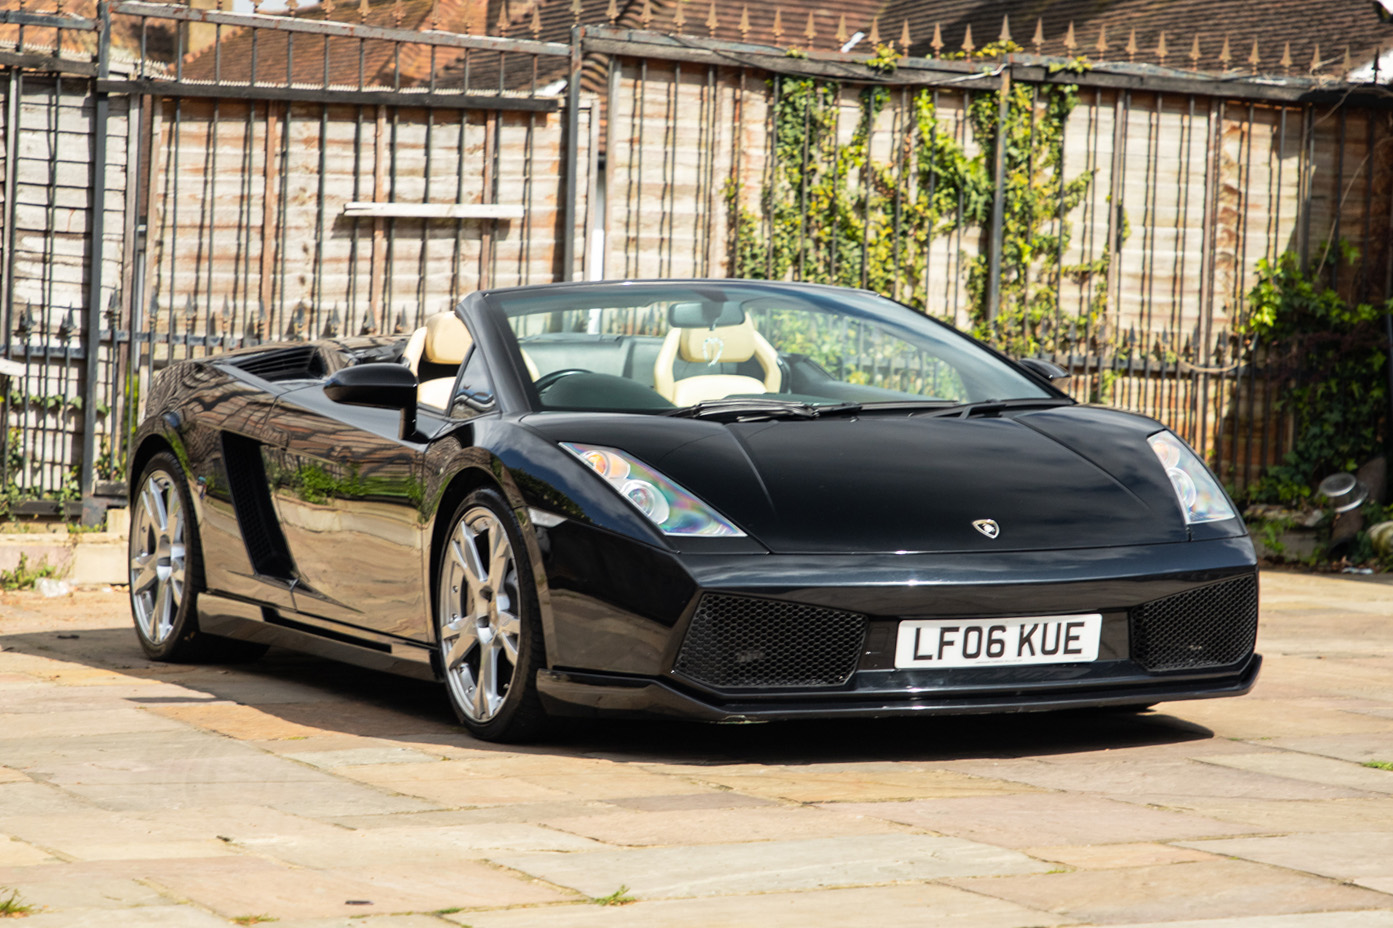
[129,468,186,646]
[439,505,522,723]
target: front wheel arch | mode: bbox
[434,486,551,741]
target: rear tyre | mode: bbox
[128,452,266,663]
[436,488,549,742]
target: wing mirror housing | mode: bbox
[324,362,418,439]
[1017,357,1070,382]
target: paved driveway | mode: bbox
[1,570,1392,927]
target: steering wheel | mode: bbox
[533,368,591,395]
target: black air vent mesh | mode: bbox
[1130,575,1258,672]
[673,594,867,689]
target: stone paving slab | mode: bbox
[824,793,1262,847]
[943,858,1393,924]
[1198,750,1393,793]
[492,833,1051,899]
[0,570,1392,925]
[1178,831,1393,888]
[1116,913,1393,928]
[538,805,912,846]
[458,883,1076,928]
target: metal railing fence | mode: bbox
[1,3,1390,515]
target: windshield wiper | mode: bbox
[665,398,862,422]
[914,397,1075,419]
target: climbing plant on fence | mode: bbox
[726,47,1114,354]
[1241,250,1389,505]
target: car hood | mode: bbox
[524,407,1193,555]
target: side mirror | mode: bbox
[1017,357,1070,382]
[324,362,418,439]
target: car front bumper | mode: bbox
[535,523,1261,722]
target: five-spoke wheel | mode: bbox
[437,489,547,741]
[128,451,265,663]
[129,460,188,650]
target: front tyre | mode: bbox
[129,452,265,663]
[437,488,549,742]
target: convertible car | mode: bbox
[127,280,1259,741]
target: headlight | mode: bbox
[1147,431,1235,524]
[561,442,746,537]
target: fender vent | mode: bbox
[221,432,295,579]
[1130,575,1258,672]
[673,594,867,689]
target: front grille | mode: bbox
[673,594,867,689]
[1130,575,1258,672]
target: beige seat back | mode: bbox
[653,316,782,405]
[414,312,473,409]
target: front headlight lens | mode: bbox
[1147,431,1235,524]
[562,442,745,537]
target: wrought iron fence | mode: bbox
[0,2,1390,516]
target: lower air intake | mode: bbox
[1131,575,1258,672]
[673,594,867,689]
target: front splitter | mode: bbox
[535,654,1262,722]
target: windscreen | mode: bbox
[492,283,1053,412]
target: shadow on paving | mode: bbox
[0,623,1215,766]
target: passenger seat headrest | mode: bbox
[423,313,471,365]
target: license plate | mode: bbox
[894,614,1102,669]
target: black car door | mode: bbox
[262,383,432,642]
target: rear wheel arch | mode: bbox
[128,435,176,504]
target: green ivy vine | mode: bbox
[727,44,1116,350]
[1242,250,1389,505]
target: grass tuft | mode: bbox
[590,885,636,906]
[0,888,35,918]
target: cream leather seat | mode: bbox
[404,312,472,409]
[653,317,782,406]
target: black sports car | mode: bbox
[127,280,1259,741]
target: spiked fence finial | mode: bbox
[1032,17,1044,54]
[639,0,652,28]
[1247,38,1261,71]
[999,14,1010,44]
[1280,40,1292,74]
[572,0,583,25]
[868,16,879,46]
[1218,35,1231,68]
[1094,24,1108,58]
[1189,34,1201,69]
[803,11,816,45]
[931,22,943,56]
[836,14,847,47]
[1310,42,1321,75]
[706,1,718,36]
[739,4,750,39]
[962,23,975,58]
[496,0,508,35]
[531,4,542,37]
[900,19,910,51]
[1156,31,1168,65]
[606,0,618,25]
[358,0,369,22]
[1063,21,1076,53]
[673,0,686,31]
[772,8,784,42]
